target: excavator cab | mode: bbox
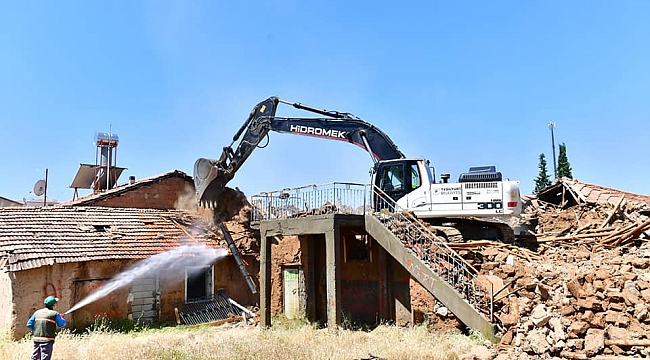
[373,159,425,211]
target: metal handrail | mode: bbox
[250,182,370,222]
[369,185,493,320]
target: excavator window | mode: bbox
[427,166,436,184]
[411,164,421,189]
[379,164,405,196]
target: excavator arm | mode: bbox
[194,96,405,206]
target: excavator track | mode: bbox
[418,224,464,243]
[419,217,515,243]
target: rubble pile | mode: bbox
[195,186,260,257]
[464,196,650,359]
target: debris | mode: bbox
[454,186,650,358]
[174,291,259,326]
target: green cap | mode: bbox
[44,296,58,307]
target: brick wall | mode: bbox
[11,260,132,340]
[88,177,194,210]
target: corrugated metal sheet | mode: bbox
[175,293,240,325]
[0,206,220,271]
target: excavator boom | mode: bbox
[194,97,279,206]
[194,97,405,206]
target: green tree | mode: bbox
[534,153,552,193]
[557,143,573,179]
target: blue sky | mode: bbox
[1,1,648,203]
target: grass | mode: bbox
[1,320,484,360]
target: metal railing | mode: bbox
[249,182,494,321]
[250,182,370,222]
[370,187,493,321]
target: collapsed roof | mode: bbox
[532,178,650,209]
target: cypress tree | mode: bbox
[557,143,573,179]
[534,153,552,193]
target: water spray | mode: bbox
[65,244,228,315]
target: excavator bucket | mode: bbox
[193,157,235,207]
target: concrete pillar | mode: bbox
[305,236,316,322]
[377,244,390,319]
[325,227,341,329]
[260,229,272,328]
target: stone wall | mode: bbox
[84,177,193,210]
[0,271,14,333]
[12,260,131,339]
[9,254,258,339]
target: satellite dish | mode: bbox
[33,179,46,196]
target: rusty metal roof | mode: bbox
[0,206,220,272]
[63,169,193,206]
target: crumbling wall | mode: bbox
[269,235,302,315]
[0,271,14,335]
[84,176,193,210]
[157,256,258,323]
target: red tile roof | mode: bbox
[561,178,650,205]
[0,206,220,271]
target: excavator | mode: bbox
[194,96,522,241]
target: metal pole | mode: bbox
[107,126,111,191]
[218,222,258,294]
[44,169,48,206]
[548,122,557,179]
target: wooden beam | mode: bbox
[600,195,625,229]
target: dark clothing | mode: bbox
[26,307,66,360]
[30,340,54,360]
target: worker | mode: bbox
[26,296,67,360]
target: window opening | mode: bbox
[185,266,214,302]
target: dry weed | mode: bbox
[1,324,482,360]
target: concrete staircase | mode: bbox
[365,211,498,341]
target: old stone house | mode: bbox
[0,170,260,339]
[0,196,22,207]
[64,169,196,210]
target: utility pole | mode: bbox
[44,168,48,206]
[548,122,557,179]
